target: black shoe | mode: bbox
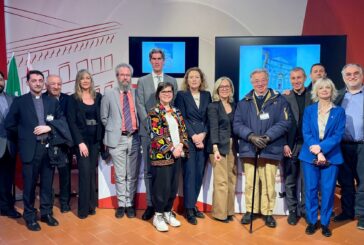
[357,217,364,230]
[88,209,96,215]
[287,212,299,225]
[126,207,136,218]
[227,215,234,221]
[305,223,319,235]
[241,212,254,224]
[214,217,229,223]
[142,206,155,220]
[194,206,205,218]
[263,215,277,228]
[185,209,197,225]
[0,209,22,219]
[78,214,88,219]
[60,205,71,213]
[333,212,354,222]
[115,207,125,218]
[321,225,332,237]
[40,214,59,226]
[26,220,41,231]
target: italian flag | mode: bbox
[6,54,21,96]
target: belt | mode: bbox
[342,140,364,145]
[121,130,138,137]
[37,138,48,145]
[86,119,98,126]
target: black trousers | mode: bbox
[22,142,54,222]
[0,148,16,212]
[76,142,99,217]
[56,152,72,206]
[182,140,206,209]
[283,156,305,216]
[338,143,364,217]
[151,160,180,213]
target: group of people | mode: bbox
[0,49,363,237]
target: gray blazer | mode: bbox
[100,87,139,148]
[136,73,177,137]
[0,93,15,158]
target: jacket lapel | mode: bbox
[42,94,50,121]
[287,92,299,124]
[26,93,38,123]
[186,91,199,112]
[113,88,122,117]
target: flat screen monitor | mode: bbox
[129,37,199,78]
[215,36,347,101]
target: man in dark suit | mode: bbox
[334,64,364,230]
[306,63,327,92]
[5,70,65,231]
[282,67,312,225]
[0,71,21,219]
[136,48,178,220]
[45,74,72,213]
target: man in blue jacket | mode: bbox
[234,69,291,228]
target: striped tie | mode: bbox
[123,91,133,132]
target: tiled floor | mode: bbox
[0,194,362,245]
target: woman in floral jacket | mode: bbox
[147,82,188,232]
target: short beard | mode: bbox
[118,82,131,92]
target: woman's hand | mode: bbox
[79,143,89,157]
[317,152,326,164]
[214,151,221,161]
[310,145,321,155]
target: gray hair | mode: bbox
[212,76,234,103]
[115,63,134,77]
[341,63,363,78]
[250,68,269,81]
[149,48,165,60]
[311,78,338,102]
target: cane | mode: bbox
[249,148,260,234]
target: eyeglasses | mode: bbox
[218,85,231,90]
[252,79,268,84]
[160,90,173,94]
[344,71,361,77]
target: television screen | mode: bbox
[215,36,347,101]
[129,37,199,78]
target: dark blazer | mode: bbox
[283,89,312,149]
[174,90,212,138]
[206,101,236,155]
[67,93,103,146]
[44,92,70,116]
[0,92,15,157]
[299,103,346,165]
[4,93,65,163]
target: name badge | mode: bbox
[259,112,269,120]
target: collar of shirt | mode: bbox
[293,88,306,96]
[345,85,364,95]
[152,72,163,81]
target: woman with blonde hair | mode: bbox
[299,78,345,237]
[206,77,237,223]
[67,69,103,219]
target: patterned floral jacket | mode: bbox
[148,103,189,166]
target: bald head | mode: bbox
[46,75,62,97]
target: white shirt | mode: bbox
[152,72,164,91]
[165,113,180,147]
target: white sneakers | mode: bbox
[153,212,181,232]
[164,211,181,227]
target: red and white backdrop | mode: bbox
[1,0,363,214]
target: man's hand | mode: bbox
[248,134,267,149]
[79,143,89,157]
[33,125,51,135]
[283,145,292,158]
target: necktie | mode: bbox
[156,75,162,83]
[123,92,133,132]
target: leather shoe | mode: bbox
[214,217,229,223]
[333,212,354,222]
[40,214,59,226]
[185,209,197,225]
[194,206,205,218]
[264,215,277,228]
[227,215,234,221]
[142,206,155,220]
[357,217,364,230]
[88,209,96,215]
[321,225,332,237]
[287,212,298,225]
[26,220,41,231]
[78,214,88,219]
[1,209,22,219]
[305,223,319,235]
[60,205,71,213]
[126,206,136,218]
[115,207,125,218]
[241,212,254,224]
